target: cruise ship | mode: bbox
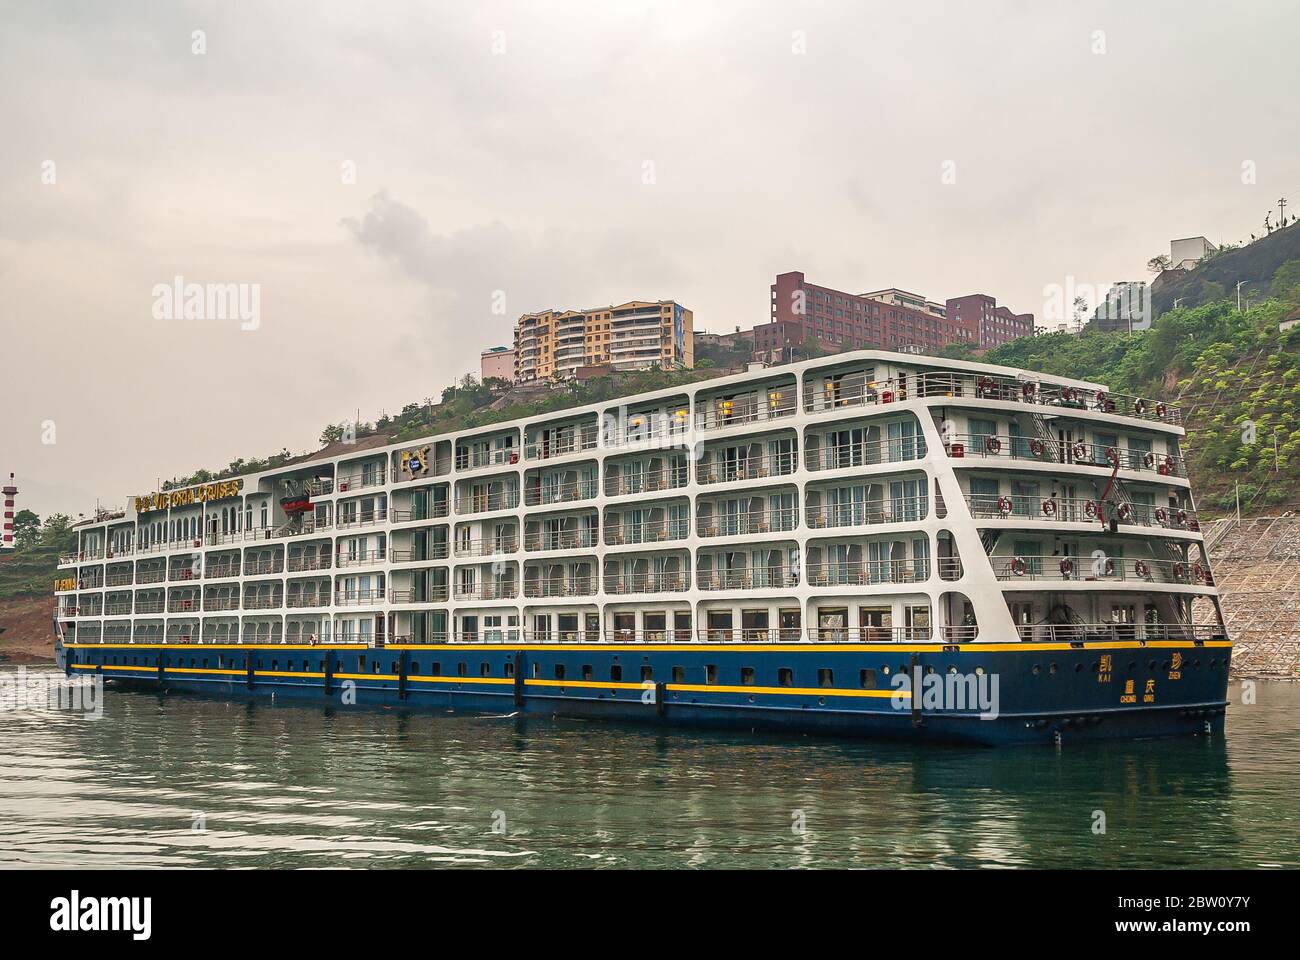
[54,351,1232,745]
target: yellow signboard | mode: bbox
[54,577,77,592]
[134,478,244,514]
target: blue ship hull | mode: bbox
[61,639,1231,746]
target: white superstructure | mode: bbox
[56,351,1222,647]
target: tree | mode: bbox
[39,513,74,550]
[319,424,345,445]
[1147,254,1171,274]
[12,509,40,549]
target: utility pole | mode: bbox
[1236,280,1250,312]
[1281,197,1289,227]
[1235,481,1241,521]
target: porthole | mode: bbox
[741,667,756,685]
[1032,664,1041,675]
[1049,663,1058,675]
[881,664,891,675]
[779,668,794,687]
[974,666,985,676]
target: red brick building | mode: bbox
[753,271,1034,358]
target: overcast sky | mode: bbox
[2,0,1297,519]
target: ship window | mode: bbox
[640,666,653,682]
[272,660,278,671]
[480,662,490,677]
[705,664,717,684]
[555,664,566,680]
[410,662,420,675]
[741,667,756,685]
[860,668,876,689]
[431,662,441,676]
[672,666,685,683]
[611,664,623,682]
[391,661,399,674]
[778,668,793,687]
[532,663,540,678]
[358,656,366,671]
[458,662,468,677]
[504,661,514,678]
[302,660,308,671]
[582,664,593,681]
[818,668,834,688]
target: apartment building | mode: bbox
[515,300,693,381]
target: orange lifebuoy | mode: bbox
[1041,498,1057,516]
[985,435,1002,453]
[1059,557,1074,576]
[997,496,1013,514]
[1156,402,1168,419]
[1084,501,1097,519]
[1029,438,1046,458]
[1117,502,1133,522]
[1134,560,1150,578]
[1155,508,1168,524]
[1073,442,1088,460]
[1012,556,1027,576]
[1143,451,1156,469]
[1134,399,1148,415]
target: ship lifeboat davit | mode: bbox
[280,495,313,514]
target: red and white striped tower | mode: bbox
[1,474,17,551]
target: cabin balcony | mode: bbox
[695,433,798,486]
[78,595,104,617]
[336,546,388,568]
[286,542,332,572]
[105,568,134,587]
[523,561,598,599]
[603,455,689,497]
[453,527,518,559]
[103,594,133,616]
[804,431,927,473]
[695,560,798,592]
[603,500,689,548]
[243,590,284,611]
[603,554,689,595]
[695,376,798,433]
[132,620,165,643]
[390,501,450,523]
[601,397,692,450]
[696,500,798,539]
[103,622,132,642]
[136,564,166,585]
[335,506,388,531]
[455,483,520,516]
[334,466,387,493]
[525,416,600,462]
[203,590,241,612]
[806,558,929,586]
[242,553,284,576]
[805,493,927,531]
[453,578,518,602]
[524,469,598,508]
[994,555,1212,587]
[524,510,598,552]
[455,430,520,472]
[134,593,165,615]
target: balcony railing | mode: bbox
[390,544,450,562]
[285,595,328,609]
[996,556,1212,586]
[455,492,520,515]
[286,555,330,572]
[695,567,798,591]
[134,600,165,614]
[523,577,597,598]
[806,559,930,586]
[105,573,134,587]
[603,521,688,546]
[696,451,797,485]
[945,434,1186,478]
[242,558,284,575]
[805,497,927,530]
[388,586,450,603]
[244,595,284,610]
[335,470,387,492]
[695,393,798,431]
[166,598,200,613]
[604,466,689,497]
[602,573,688,595]
[455,448,519,471]
[525,529,598,551]
[336,550,388,567]
[1014,622,1227,643]
[525,433,599,461]
[335,509,388,530]
[801,370,1183,426]
[453,537,518,558]
[334,590,387,606]
[103,602,133,616]
[696,509,798,538]
[136,569,166,584]
[452,582,518,601]
[966,495,1200,530]
[204,596,240,611]
[390,503,449,522]
[806,437,927,472]
[524,480,597,507]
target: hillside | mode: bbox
[1150,219,1300,315]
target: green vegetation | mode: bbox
[0,513,76,600]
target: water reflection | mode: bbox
[0,668,1293,869]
